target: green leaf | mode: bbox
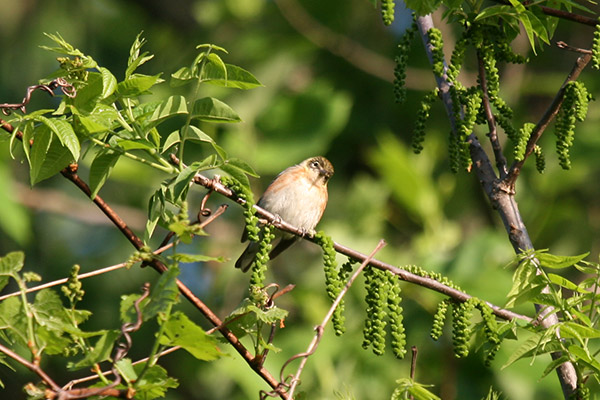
[161,130,180,153]
[117,73,162,97]
[126,32,154,79]
[115,358,138,383]
[68,330,120,370]
[29,125,74,185]
[184,125,213,143]
[219,162,250,189]
[144,267,180,321]
[73,72,104,113]
[538,252,589,269]
[0,251,25,276]
[546,273,586,293]
[159,311,221,360]
[404,0,442,15]
[0,296,27,345]
[569,345,600,375]
[170,66,194,87]
[149,95,188,123]
[114,138,157,151]
[559,322,600,340]
[474,5,516,21]
[98,67,118,99]
[134,364,178,400]
[224,158,259,177]
[540,355,570,379]
[191,97,241,123]
[201,62,263,90]
[34,116,80,160]
[89,149,120,199]
[171,158,218,203]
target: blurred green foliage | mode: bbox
[0,0,600,399]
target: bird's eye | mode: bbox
[311,160,320,169]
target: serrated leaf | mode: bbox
[191,97,241,123]
[35,116,80,160]
[0,251,25,276]
[149,95,188,123]
[502,332,546,369]
[117,73,162,97]
[569,345,600,375]
[89,150,120,199]
[159,311,221,360]
[547,273,585,293]
[68,330,119,370]
[134,364,179,399]
[540,355,570,379]
[29,125,74,185]
[144,267,180,321]
[474,5,515,21]
[559,322,600,340]
[201,62,263,89]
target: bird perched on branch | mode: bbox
[235,156,334,272]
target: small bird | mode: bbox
[235,156,334,272]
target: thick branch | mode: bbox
[415,14,579,399]
[192,173,531,323]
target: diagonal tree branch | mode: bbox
[0,119,289,400]
[415,14,580,399]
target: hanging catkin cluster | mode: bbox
[592,17,600,70]
[314,231,349,336]
[380,0,395,26]
[403,24,537,173]
[362,267,407,358]
[555,80,591,170]
[430,297,501,364]
[393,19,417,104]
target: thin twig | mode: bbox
[0,342,61,393]
[505,52,592,188]
[192,171,532,323]
[265,240,386,399]
[556,41,593,54]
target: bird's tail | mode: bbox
[235,241,260,272]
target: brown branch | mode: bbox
[505,51,592,188]
[0,120,288,400]
[192,172,531,323]
[0,343,61,393]
[415,14,580,399]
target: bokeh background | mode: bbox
[1,0,600,398]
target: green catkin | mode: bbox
[555,81,590,170]
[451,299,474,358]
[362,266,388,355]
[493,97,517,142]
[315,232,347,335]
[412,88,438,154]
[250,224,274,287]
[448,36,467,83]
[592,17,600,70]
[534,145,545,173]
[473,299,500,366]
[448,130,461,173]
[481,45,499,99]
[381,0,395,26]
[393,20,417,103]
[386,271,407,359]
[494,40,528,64]
[220,176,260,241]
[514,123,535,161]
[428,28,445,77]
[431,299,450,341]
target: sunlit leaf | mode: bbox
[159,311,221,360]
